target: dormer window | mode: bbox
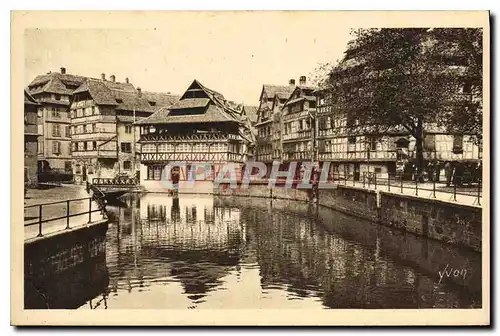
[149,101,156,106]
[116,98,123,103]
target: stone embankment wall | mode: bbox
[214,182,482,252]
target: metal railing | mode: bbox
[24,196,107,238]
[92,177,138,186]
[332,172,482,206]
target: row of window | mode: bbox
[142,142,229,153]
[283,118,312,135]
[71,106,98,118]
[258,125,272,137]
[52,123,107,137]
[145,164,220,181]
[71,141,133,153]
[39,107,67,118]
[69,124,132,135]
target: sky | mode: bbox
[24,12,354,105]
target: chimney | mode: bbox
[137,87,142,97]
[60,67,66,74]
[101,73,106,80]
[125,77,129,84]
[110,74,116,82]
[299,76,306,86]
[289,78,296,88]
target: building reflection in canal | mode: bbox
[75,193,480,309]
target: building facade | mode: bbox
[135,80,253,193]
[69,74,178,184]
[281,76,317,175]
[255,81,295,175]
[24,90,40,187]
[316,30,481,181]
[27,67,84,173]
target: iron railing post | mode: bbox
[415,175,418,196]
[453,179,457,201]
[66,199,70,229]
[374,174,377,190]
[37,204,43,237]
[400,175,403,194]
[388,173,390,192]
[432,176,436,198]
[362,172,365,188]
[88,197,92,224]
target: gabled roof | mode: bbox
[135,80,245,126]
[281,86,318,113]
[283,95,316,108]
[28,72,88,96]
[261,84,295,100]
[255,84,296,125]
[74,79,118,105]
[74,79,178,113]
[242,105,258,124]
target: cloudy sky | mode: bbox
[24,12,354,105]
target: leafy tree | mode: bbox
[322,28,483,177]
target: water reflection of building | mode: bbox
[103,194,246,307]
[227,197,479,309]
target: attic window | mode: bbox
[116,98,123,103]
[149,101,156,106]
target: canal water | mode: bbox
[37,192,482,309]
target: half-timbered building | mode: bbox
[317,29,482,181]
[255,81,296,175]
[281,76,317,177]
[135,80,253,192]
[24,90,40,187]
[27,67,86,174]
[70,74,178,184]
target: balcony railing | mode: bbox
[318,150,397,161]
[282,130,312,142]
[72,150,117,158]
[282,151,313,161]
[141,151,245,163]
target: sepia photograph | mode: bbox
[11,10,490,326]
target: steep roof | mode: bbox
[74,79,178,112]
[74,79,118,105]
[261,84,295,100]
[28,72,88,96]
[135,80,244,126]
[242,105,258,124]
[256,84,296,124]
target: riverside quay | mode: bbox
[21,22,486,317]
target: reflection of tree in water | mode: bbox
[242,202,472,309]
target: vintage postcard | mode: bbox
[11,10,490,326]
